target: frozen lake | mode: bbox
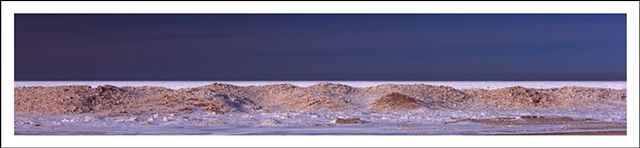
[13,81,627,90]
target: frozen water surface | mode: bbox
[14,108,626,135]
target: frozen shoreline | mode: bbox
[15,109,626,135]
[14,82,627,135]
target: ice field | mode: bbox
[13,81,627,135]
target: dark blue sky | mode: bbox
[15,14,626,81]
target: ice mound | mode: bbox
[371,92,424,111]
[467,86,553,108]
[152,91,262,115]
[14,85,136,115]
[361,84,472,109]
[14,83,626,117]
[306,82,356,94]
[331,118,371,124]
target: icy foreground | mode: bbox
[14,83,627,135]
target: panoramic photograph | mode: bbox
[13,13,627,136]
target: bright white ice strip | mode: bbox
[14,81,626,90]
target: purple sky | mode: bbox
[15,14,626,81]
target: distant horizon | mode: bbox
[13,81,627,90]
[15,14,626,81]
[13,79,627,81]
[12,80,628,81]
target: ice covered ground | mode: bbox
[13,81,627,135]
[14,81,627,90]
[15,108,626,135]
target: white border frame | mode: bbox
[2,1,639,147]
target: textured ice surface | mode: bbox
[14,107,626,135]
[13,81,627,135]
